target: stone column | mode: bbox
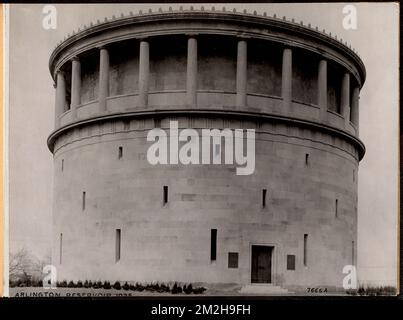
[236,39,247,107]
[55,71,66,128]
[139,40,150,108]
[71,57,81,120]
[318,59,328,120]
[351,87,360,132]
[341,72,350,127]
[281,47,292,111]
[186,37,198,106]
[98,46,109,112]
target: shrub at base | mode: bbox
[113,281,121,290]
[103,281,111,289]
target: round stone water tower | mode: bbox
[48,8,365,291]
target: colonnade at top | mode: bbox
[54,35,360,131]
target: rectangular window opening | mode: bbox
[228,252,238,268]
[303,234,308,266]
[305,153,309,166]
[61,159,64,172]
[287,254,296,270]
[82,191,86,211]
[163,186,168,205]
[211,229,217,261]
[335,199,339,217]
[353,169,355,182]
[116,229,121,263]
[262,189,267,208]
[118,146,123,159]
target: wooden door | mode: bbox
[251,245,273,283]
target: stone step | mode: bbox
[239,284,290,295]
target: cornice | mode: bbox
[49,9,366,86]
[47,108,365,161]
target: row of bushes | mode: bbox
[10,279,43,288]
[10,279,206,294]
[346,286,397,296]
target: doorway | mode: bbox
[251,245,273,284]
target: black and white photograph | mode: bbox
[2,2,399,301]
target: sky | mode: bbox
[7,3,399,287]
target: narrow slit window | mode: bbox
[116,229,121,263]
[211,229,217,261]
[262,189,267,208]
[82,191,86,211]
[303,234,308,266]
[163,186,168,205]
[353,169,355,182]
[61,159,64,172]
[59,233,63,265]
[118,146,123,159]
[305,153,309,166]
[335,199,338,217]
